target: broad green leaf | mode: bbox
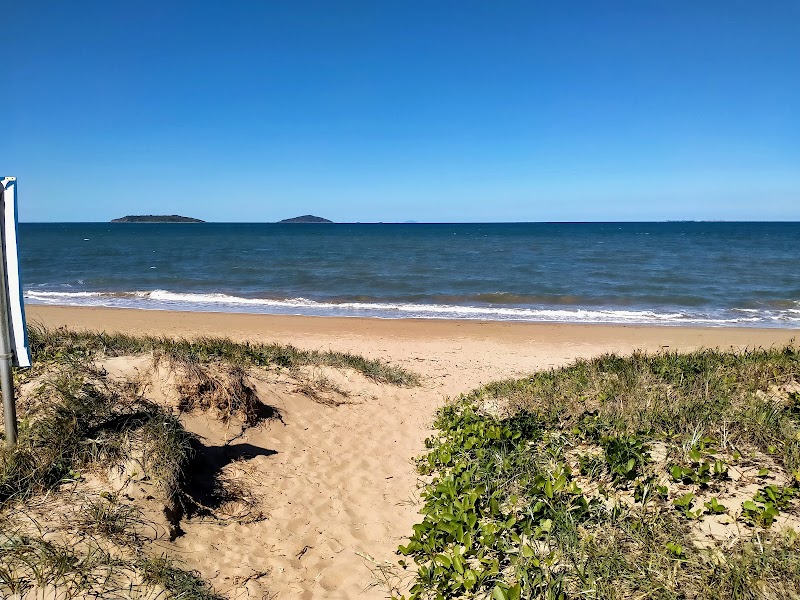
[492,586,509,600]
[434,554,451,569]
[452,553,464,574]
[463,569,477,590]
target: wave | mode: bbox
[23,289,800,327]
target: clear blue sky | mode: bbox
[5,1,799,222]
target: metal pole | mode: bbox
[0,181,16,447]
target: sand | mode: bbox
[24,305,799,599]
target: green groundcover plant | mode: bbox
[396,347,800,600]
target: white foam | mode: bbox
[138,290,322,306]
[27,291,106,298]
[23,289,799,327]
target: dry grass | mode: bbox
[213,458,267,524]
[168,359,264,424]
[292,366,352,406]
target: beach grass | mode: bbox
[0,405,213,599]
[0,370,192,509]
[395,346,800,599]
[26,323,420,386]
[0,355,204,597]
[1,324,420,598]
[0,522,223,600]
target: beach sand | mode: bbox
[24,305,799,599]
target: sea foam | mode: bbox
[24,290,798,326]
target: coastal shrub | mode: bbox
[396,346,800,599]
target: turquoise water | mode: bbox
[20,222,800,327]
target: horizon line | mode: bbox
[18,219,800,225]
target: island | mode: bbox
[278,215,333,223]
[111,215,205,223]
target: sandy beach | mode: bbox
[26,306,798,393]
[23,305,799,598]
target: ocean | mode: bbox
[19,222,800,327]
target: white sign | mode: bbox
[1,177,31,368]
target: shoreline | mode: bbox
[26,305,798,392]
[25,303,800,338]
[23,295,800,328]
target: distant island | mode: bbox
[111,215,205,223]
[278,215,333,223]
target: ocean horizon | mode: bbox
[20,221,800,328]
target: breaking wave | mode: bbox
[24,290,800,327]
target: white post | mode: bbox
[0,177,32,448]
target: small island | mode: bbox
[278,215,333,223]
[111,215,205,223]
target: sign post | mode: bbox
[0,177,31,447]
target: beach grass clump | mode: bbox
[396,346,800,599]
[0,494,222,599]
[75,493,149,545]
[0,520,223,600]
[0,368,193,511]
[0,348,226,598]
[134,555,225,600]
[0,524,127,599]
[27,323,420,386]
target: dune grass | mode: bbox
[396,346,800,599]
[27,323,420,386]
[0,521,223,600]
[0,358,205,598]
[0,371,193,509]
[0,328,270,599]
[2,324,418,598]
[0,378,214,600]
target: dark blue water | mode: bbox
[19,222,800,327]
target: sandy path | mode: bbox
[161,374,431,599]
[26,306,799,598]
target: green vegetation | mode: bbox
[396,347,800,599]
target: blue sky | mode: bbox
[5,1,799,222]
